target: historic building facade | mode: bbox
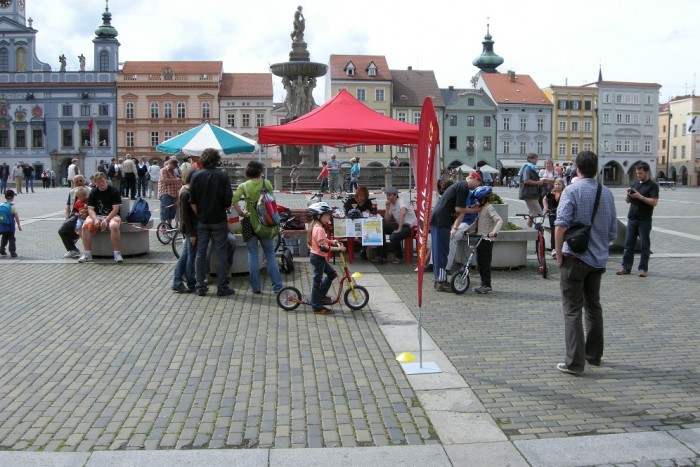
[0,0,118,179]
[543,84,598,166]
[659,95,700,186]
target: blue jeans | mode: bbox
[173,234,196,290]
[245,236,283,292]
[25,175,34,192]
[137,175,148,198]
[431,225,450,283]
[621,218,652,272]
[195,221,229,291]
[159,194,177,222]
[0,177,7,193]
[310,253,337,310]
[205,234,236,275]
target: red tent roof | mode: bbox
[258,89,419,147]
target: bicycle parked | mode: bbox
[156,216,179,245]
[517,210,554,279]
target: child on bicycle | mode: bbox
[459,186,502,294]
[307,202,345,315]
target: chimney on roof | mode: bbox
[408,66,412,71]
[508,70,516,82]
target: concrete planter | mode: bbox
[489,228,538,269]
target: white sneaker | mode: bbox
[77,253,92,263]
[64,249,80,259]
[114,252,123,263]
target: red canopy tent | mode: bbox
[258,89,419,147]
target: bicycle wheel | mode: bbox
[344,285,369,310]
[171,232,184,259]
[156,221,173,244]
[280,248,294,273]
[450,268,471,294]
[277,286,302,311]
[537,231,548,279]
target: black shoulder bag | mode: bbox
[564,182,602,254]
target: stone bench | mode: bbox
[91,198,153,257]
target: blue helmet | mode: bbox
[472,186,493,200]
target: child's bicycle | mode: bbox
[276,251,369,311]
[156,217,178,245]
[450,234,492,294]
[516,210,553,279]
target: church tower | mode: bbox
[472,22,504,74]
[92,1,119,72]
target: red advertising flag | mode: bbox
[88,117,94,134]
[415,97,439,307]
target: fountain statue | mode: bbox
[270,5,328,166]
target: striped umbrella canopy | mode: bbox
[156,122,257,156]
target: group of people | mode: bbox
[0,162,57,194]
[97,154,172,200]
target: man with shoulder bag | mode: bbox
[554,150,617,376]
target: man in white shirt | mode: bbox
[382,186,417,264]
[148,162,161,198]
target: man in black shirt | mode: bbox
[617,162,659,277]
[78,173,123,263]
[429,173,482,291]
[189,148,235,297]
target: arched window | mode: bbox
[99,51,109,71]
[177,102,186,119]
[125,102,134,119]
[202,102,210,119]
[15,47,26,72]
[150,102,159,119]
[0,48,8,72]
[164,102,172,119]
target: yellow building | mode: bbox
[116,61,223,161]
[543,85,598,166]
[660,95,700,186]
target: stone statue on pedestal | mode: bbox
[291,6,305,43]
[59,54,66,72]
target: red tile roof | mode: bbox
[329,55,392,81]
[480,72,551,105]
[220,73,273,97]
[121,61,223,75]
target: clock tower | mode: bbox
[0,0,28,26]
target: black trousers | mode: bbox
[124,173,137,199]
[476,238,493,287]
[58,216,79,251]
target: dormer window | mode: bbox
[367,62,377,77]
[345,62,356,77]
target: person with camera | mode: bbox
[554,150,617,375]
[617,162,659,278]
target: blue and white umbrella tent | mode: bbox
[156,122,257,156]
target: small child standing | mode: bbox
[307,202,345,314]
[0,189,22,258]
[72,186,90,232]
[460,187,502,294]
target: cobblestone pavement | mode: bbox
[0,186,698,466]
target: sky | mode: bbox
[23,0,699,104]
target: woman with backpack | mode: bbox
[232,161,284,295]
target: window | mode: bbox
[646,95,653,105]
[584,121,592,132]
[644,140,652,153]
[682,124,687,136]
[537,118,544,131]
[672,146,677,159]
[98,105,109,116]
[164,102,172,119]
[356,89,366,101]
[520,141,527,154]
[0,48,7,72]
[15,129,26,148]
[645,114,652,125]
[559,121,567,132]
[584,101,592,110]
[484,136,491,150]
[397,112,406,122]
[126,102,134,119]
[584,143,592,151]
[202,102,211,119]
[537,141,544,154]
[62,105,72,117]
[558,100,568,110]
[81,105,91,117]
[227,113,235,127]
[558,143,567,156]
[449,115,457,126]
[661,139,666,150]
[503,117,510,131]
[375,145,384,152]
[571,143,579,155]
[368,67,376,77]
[338,146,347,153]
[150,102,159,119]
[615,94,623,104]
[623,140,631,152]
[520,118,527,131]
[624,114,631,124]
[467,98,475,106]
[255,113,265,127]
[603,139,611,152]
[484,116,491,127]
[164,131,172,141]
[62,127,73,147]
[681,145,686,159]
[242,113,250,127]
[449,136,457,149]
[80,128,91,146]
[150,131,159,147]
[603,93,611,103]
[32,129,43,148]
[397,146,407,153]
[633,94,640,104]
[356,145,366,153]
[126,131,134,147]
[375,89,384,102]
[413,112,421,125]
[603,113,610,124]
[466,136,475,152]
[571,122,579,132]
[99,51,109,71]
[346,66,355,76]
[466,116,474,127]
[616,113,623,124]
[571,100,580,110]
[0,130,7,148]
[177,102,186,119]
[97,129,108,146]
[673,125,678,137]
[503,141,510,154]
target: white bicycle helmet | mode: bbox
[309,202,333,217]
